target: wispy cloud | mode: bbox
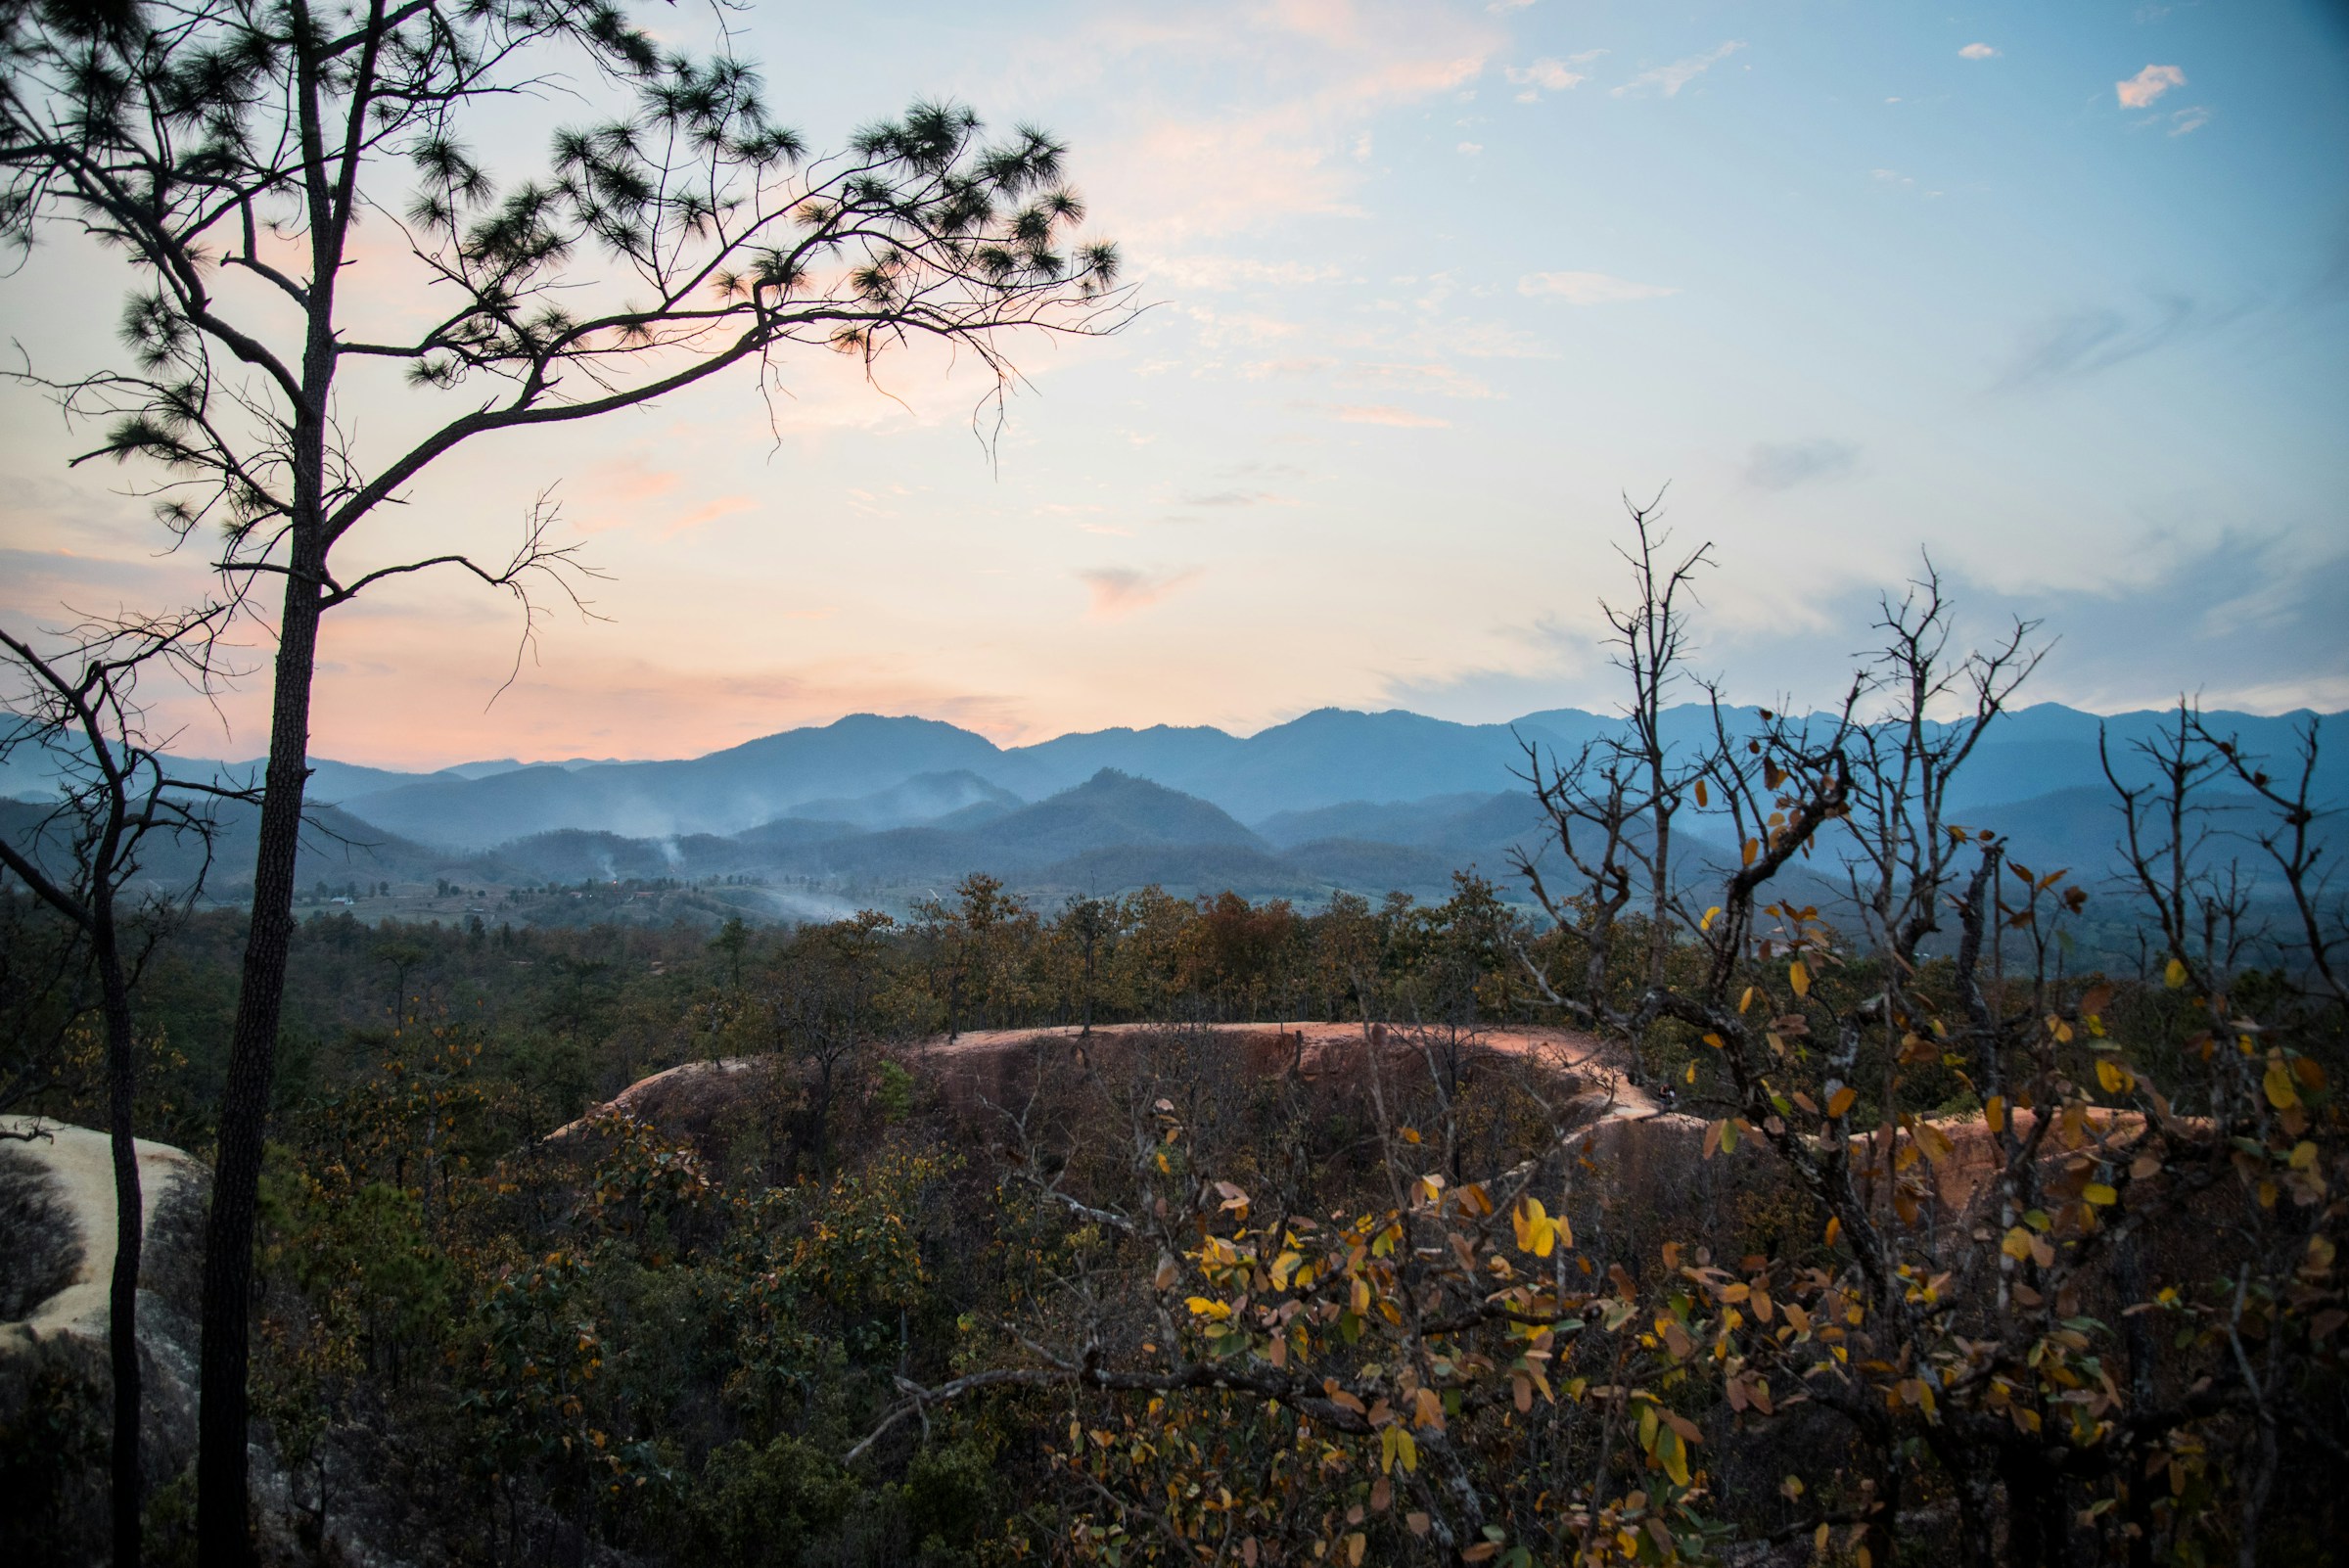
[1517,270,1679,304]
[661,495,757,537]
[1176,489,1298,508]
[2116,64,2186,109]
[1742,438,1859,492]
[1995,296,2230,390]
[2168,105,2212,136]
[1612,40,1744,98]
[1354,361,1498,399]
[1958,42,2000,61]
[1146,255,1348,291]
[1080,567,1201,618]
[1092,6,1503,247]
[1330,403,1451,428]
[1506,54,1599,94]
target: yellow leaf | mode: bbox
[1701,904,1723,933]
[1684,1061,1698,1085]
[1822,1216,1841,1246]
[2003,1226,2034,1261]
[1514,1198,1557,1258]
[1695,778,1709,807]
[2264,1062,2299,1110]
[1985,1095,2005,1133]
[1185,1296,1230,1319]
[1789,958,1811,998]
[1742,838,1759,867]
[1826,1086,1858,1120]
[2095,1058,2129,1095]
[2164,957,2188,990]
[2084,1183,2118,1207]
[1702,1032,1725,1050]
[1656,1424,1691,1487]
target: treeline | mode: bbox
[4,870,1549,1159]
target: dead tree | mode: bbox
[0,608,251,1568]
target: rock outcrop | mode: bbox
[0,1117,208,1565]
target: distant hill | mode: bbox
[785,769,1023,830]
[0,793,447,900]
[8,700,2342,923]
[341,714,1002,848]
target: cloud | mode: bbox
[1517,270,1679,304]
[1176,489,1298,508]
[1506,56,1594,93]
[2168,105,2211,136]
[1092,7,1502,246]
[1354,361,1498,398]
[1079,566,1201,618]
[1958,43,2000,61]
[1742,438,1860,492]
[1436,318,1558,358]
[1145,255,1347,291]
[1457,140,1483,154]
[1331,403,1451,428]
[2116,64,2186,109]
[661,495,757,537]
[1996,296,2224,389]
[1612,40,1744,98]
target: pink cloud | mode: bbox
[2116,65,2186,109]
[1958,43,2000,61]
[660,495,757,537]
[1079,4,1501,247]
[1079,567,1202,618]
[1331,403,1451,428]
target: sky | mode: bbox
[2,0,2346,769]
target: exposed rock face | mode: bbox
[0,1117,208,1566]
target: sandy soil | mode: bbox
[553,1020,1666,1143]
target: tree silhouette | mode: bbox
[0,3,1128,1557]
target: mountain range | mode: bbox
[3,703,2341,919]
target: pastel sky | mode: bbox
[3,0,2346,768]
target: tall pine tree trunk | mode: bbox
[196,545,324,1567]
